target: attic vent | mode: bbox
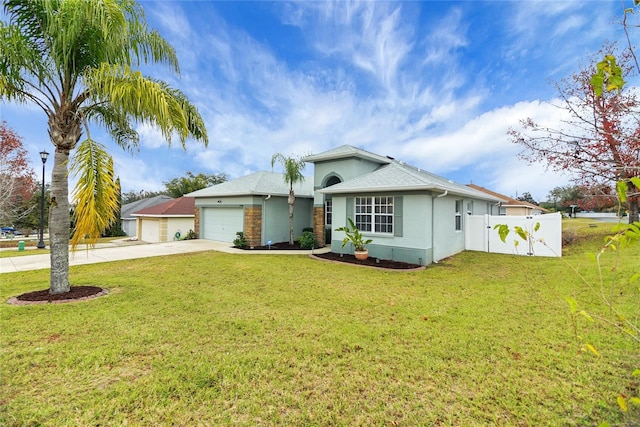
[386,155,395,160]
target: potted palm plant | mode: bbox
[335,218,373,260]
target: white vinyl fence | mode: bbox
[465,213,562,257]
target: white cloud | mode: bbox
[136,123,168,149]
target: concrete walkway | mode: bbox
[0,239,330,274]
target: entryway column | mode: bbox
[313,206,325,247]
[244,206,263,248]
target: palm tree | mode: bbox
[271,153,306,245]
[0,0,208,294]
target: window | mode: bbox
[466,201,474,215]
[355,196,393,234]
[325,199,332,226]
[455,200,463,231]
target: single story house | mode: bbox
[189,145,501,266]
[186,171,314,245]
[467,184,549,216]
[132,196,195,242]
[121,195,173,236]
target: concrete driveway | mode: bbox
[0,239,328,274]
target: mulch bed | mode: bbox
[242,241,423,270]
[242,241,310,250]
[312,252,424,270]
[8,286,108,305]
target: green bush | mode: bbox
[302,227,314,233]
[299,231,318,249]
[233,231,248,248]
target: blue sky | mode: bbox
[1,0,633,201]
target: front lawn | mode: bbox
[1,220,638,426]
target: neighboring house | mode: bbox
[189,145,500,265]
[132,196,195,243]
[121,195,173,236]
[467,184,549,216]
[186,171,314,246]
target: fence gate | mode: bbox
[465,213,562,257]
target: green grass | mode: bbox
[1,221,638,426]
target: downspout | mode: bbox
[262,195,271,244]
[431,190,448,264]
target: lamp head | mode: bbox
[39,150,49,163]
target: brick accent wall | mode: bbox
[244,206,262,247]
[313,206,325,247]
[193,207,200,238]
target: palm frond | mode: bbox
[0,20,57,107]
[69,138,120,249]
[84,64,208,147]
[84,105,140,153]
[271,153,306,186]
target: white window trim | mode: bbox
[354,196,394,235]
[455,199,463,231]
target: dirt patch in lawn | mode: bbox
[8,286,108,305]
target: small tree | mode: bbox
[516,192,538,206]
[163,171,227,197]
[510,45,640,223]
[0,121,37,226]
[271,153,306,245]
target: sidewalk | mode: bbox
[0,239,330,274]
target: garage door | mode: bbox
[140,218,159,242]
[202,207,244,242]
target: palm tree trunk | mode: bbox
[288,189,294,245]
[49,148,71,294]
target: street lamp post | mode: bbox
[37,150,49,249]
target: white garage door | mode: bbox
[140,218,159,242]
[203,207,244,242]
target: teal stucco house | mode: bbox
[188,145,500,266]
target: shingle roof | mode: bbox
[320,161,502,201]
[467,184,549,211]
[186,171,314,198]
[132,196,195,216]
[303,144,392,164]
[121,195,174,219]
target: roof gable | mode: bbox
[321,161,501,201]
[121,195,174,218]
[467,184,549,211]
[186,171,314,198]
[133,196,195,216]
[303,144,392,165]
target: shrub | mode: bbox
[233,231,248,248]
[299,231,318,249]
[562,229,578,246]
[302,227,314,233]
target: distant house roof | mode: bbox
[303,144,392,165]
[319,159,501,201]
[185,171,314,198]
[132,196,195,217]
[121,195,173,219]
[467,184,549,212]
